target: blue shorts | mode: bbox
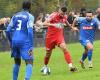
[11,42,34,60]
[80,39,93,47]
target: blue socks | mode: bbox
[25,64,33,80]
[13,64,33,80]
[81,53,87,62]
[13,64,20,80]
[87,50,93,61]
[81,49,92,62]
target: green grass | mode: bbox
[0,40,100,80]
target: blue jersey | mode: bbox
[76,17,85,23]
[79,18,98,41]
[6,11,34,48]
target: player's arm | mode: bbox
[35,19,57,29]
[72,18,78,28]
[35,12,57,28]
[34,20,45,32]
[27,14,34,49]
[65,20,72,28]
[6,17,13,44]
[71,18,79,31]
[42,20,56,27]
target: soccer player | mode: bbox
[36,7,77,75]
[6,1,34,80]
[72,10,99,69]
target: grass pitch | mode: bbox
[0,40,100,80]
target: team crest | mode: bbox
[91,23,93,26]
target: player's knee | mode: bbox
[25,59,33,65]
[60,43,66,51]
[60,46,67,52]
[88,45,93,50]
[87,43,93,50]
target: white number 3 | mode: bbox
[16,20,22,30]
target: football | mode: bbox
[41,67,50,75]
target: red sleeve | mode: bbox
[65,15,68,20]
[47,12,58,22]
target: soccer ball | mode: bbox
[41,66,50,75]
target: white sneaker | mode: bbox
[88,61,93,68]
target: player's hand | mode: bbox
[71,27,79,31]
[35,21,44,28]
[28,49,33,56]
[35,26,41,32]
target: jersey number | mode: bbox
[16,20,22,30]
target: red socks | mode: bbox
[44,56,50,65]
[64,51,72,64]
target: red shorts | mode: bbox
[45,35,65,50]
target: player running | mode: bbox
[72,10,100,69]
[6,1,34,80]
[36,7,77,75]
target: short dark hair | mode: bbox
[61,7,67,12]
[86,10,93,14]
[22,1,31,10]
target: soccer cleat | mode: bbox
[88,63,93,68]
[80,60,85,69]
[70,66,77,72]
[41,66,45,72]
[41,66,50,75]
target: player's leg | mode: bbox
[80,40,93,68]
[44,38,54,66]
[80,47,88,69]
[13,58,21,80]
[44,49,52,66]
[80,40,89,68]
[86,41,93,68]
[21,44,34,80]
[82,47,88,61]
[25,59,33,80]
[59,42,77,72]
[41,49,52,75]
[41,38,54,75]
[81,48,88,62]
[11,46,21,80]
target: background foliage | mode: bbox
[0,0,99,17]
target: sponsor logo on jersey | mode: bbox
[83,26,93,30]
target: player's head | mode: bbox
[59,7,67,17]
[22,1,31,11]
[86,10,93,21]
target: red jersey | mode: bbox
[46,12,67,38]
[45,12,67,50]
